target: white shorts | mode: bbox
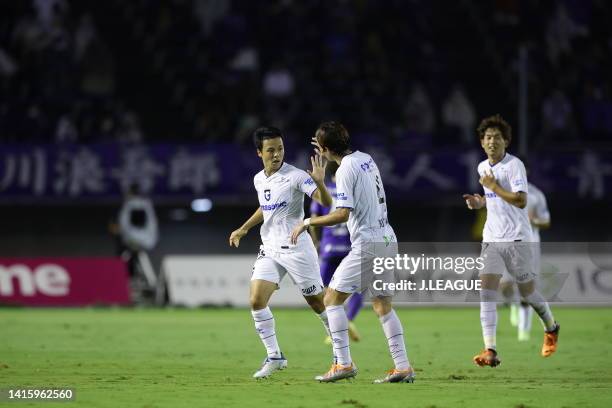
[481,242,535,284]
[329,237,398,298]
[500,243,541,284]
[251,245,323,296]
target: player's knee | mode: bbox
[249,294,267,310]
[323,291,334,307]
[323,289,344,307]
[518,280,535,298]
[371,297,392,316]
[305,295,325,313]
[480,274,501,290]
[500,282,514,298]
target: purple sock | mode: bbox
[345,292,363,321]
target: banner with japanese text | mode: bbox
[0,143,610,202]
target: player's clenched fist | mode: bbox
[229,228,248,247]
[462,193,484,210]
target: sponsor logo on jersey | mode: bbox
[303,178,314,186]
[301,284,317,295]
[264,189,271,201]
[485,192,497,198]
[261,201,287,211]
[360,158,374,171]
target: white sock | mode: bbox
[480,289,498,350]
[518,303,533,332]
[251,307,281,358]
[524,291,556,331]
[318,310,331,336]
[380,310,411,370]
[327,305,352,366]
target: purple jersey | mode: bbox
[310,181,351,258]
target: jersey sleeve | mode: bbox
[509,160,528,193]
[477,162,485,182]
[295,169,318,197]
[334,164,354,209]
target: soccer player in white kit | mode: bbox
[501,181,551,341]
[463,115,559,367]
[291,121,415,383]
[229,127,333,379]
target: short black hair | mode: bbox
[477,114,512,144]
[315,121,351,155]
[253,126,283,150]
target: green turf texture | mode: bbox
[1,307,611,408]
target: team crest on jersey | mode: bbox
[264,189,271,201]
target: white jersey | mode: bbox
[527,183,550,242]
[254,162,318,252]
[335,151,395,246]
[478,153,531,242]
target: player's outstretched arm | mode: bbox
[463,193,486,210]
[309,154,333,206]
[229,207,263,247]
[308,209,321,250]
[479,170,526,208]
[290,208,350,244]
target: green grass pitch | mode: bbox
[1,307,612,408]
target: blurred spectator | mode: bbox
[0,48,18,78]
[33,0,69,33]
[263,64,295,98]
[54,111,79,143]
[117,183,158,253]
[262,63,296,128]
[193,0,231,38]
[229,46,259,72]
[582,83,612,141]
[80,39,115,98]
[442,85,477,145]
[110,183,159,298]
[402,83,436,136]
[74,13,98,61]
[234,113,260,145]
[541,89,574,142]
[494,0,520,26]
[116,111,144,144]
[545,4,589,66]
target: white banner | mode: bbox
[161,253,612,307]
[162,255,306,307]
